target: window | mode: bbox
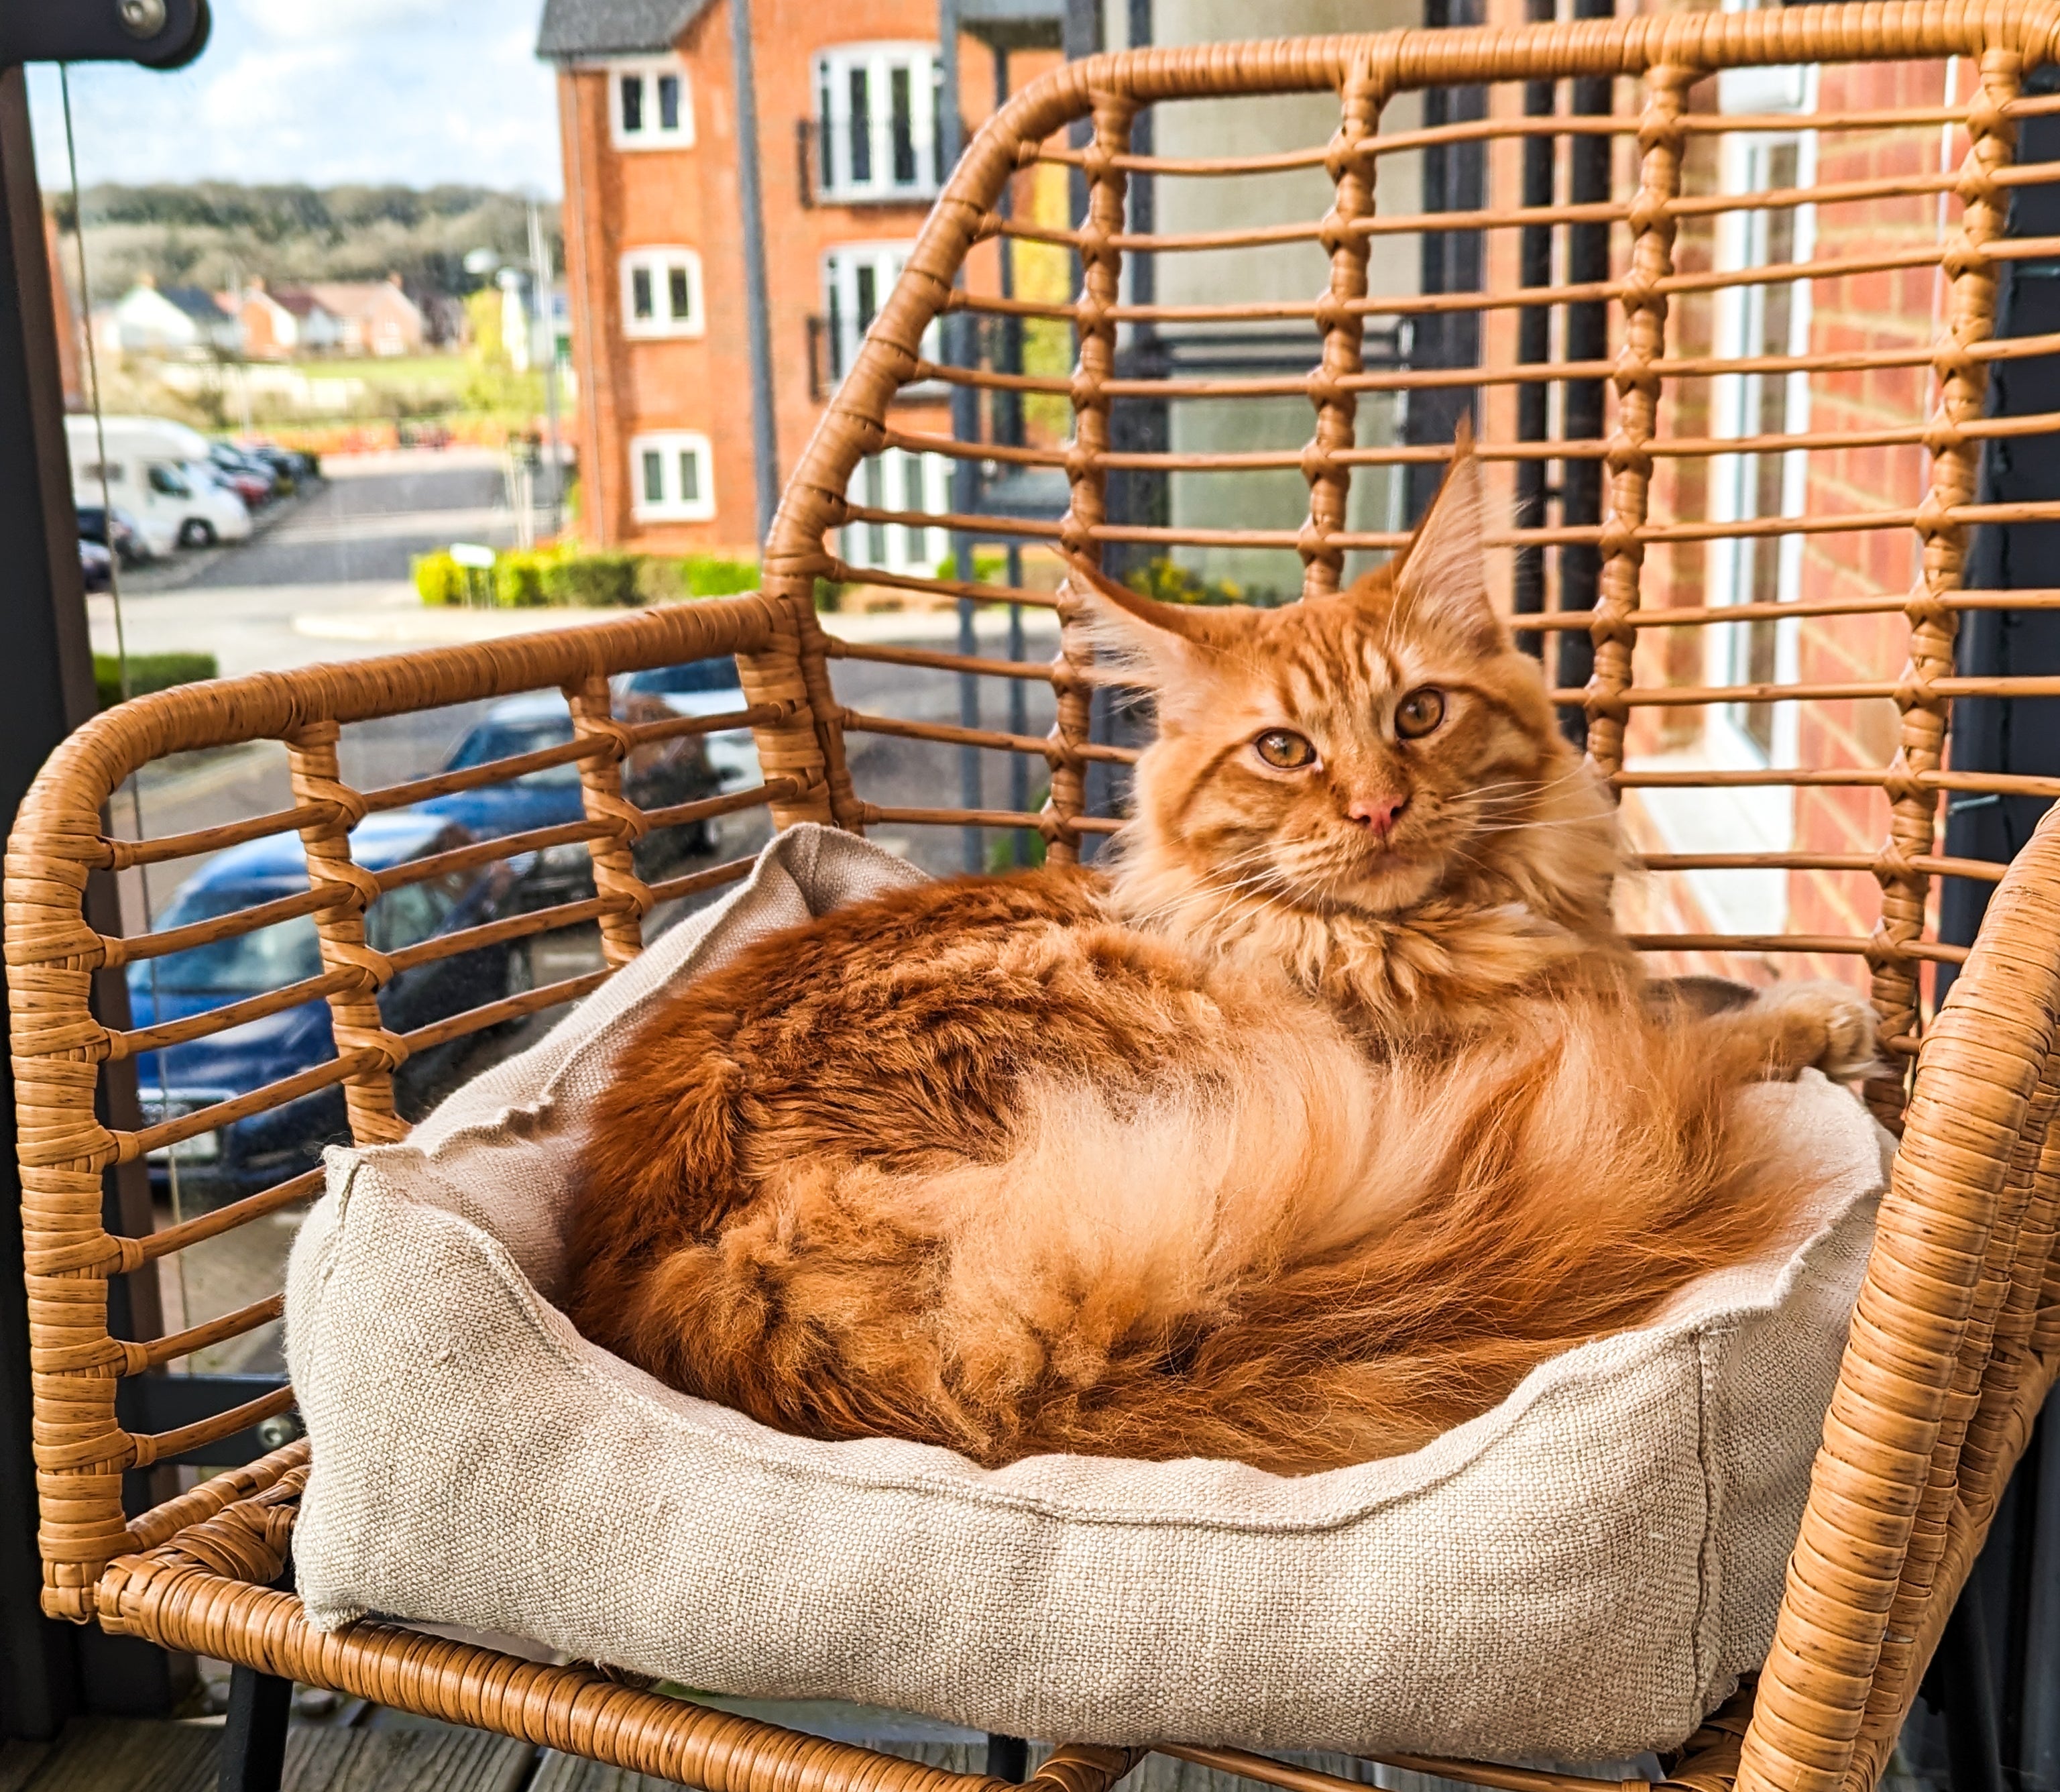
[840,447,950,575]
[620,247,704,339]
[813,44,943,202]
[147,463,192,498]
[630,431,716,523]
[1708,127,1816,763]
[821,243,937,387]
[609,59,693,150]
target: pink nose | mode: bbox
[1347,793,1408,836]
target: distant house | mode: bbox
[237,282,345,359]
[101,277,243,358]
[307,276,427,357]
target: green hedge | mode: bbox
[95,651,218,710]
[414,547,764,610]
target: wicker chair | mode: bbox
[11,6,2060,1791]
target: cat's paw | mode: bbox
[1752,980,1880,1081]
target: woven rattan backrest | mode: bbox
[762,0,2060,1139]
[7,11,2060,1792]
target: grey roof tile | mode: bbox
[535,0,711,58]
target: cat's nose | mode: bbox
[1347,793,1409,836]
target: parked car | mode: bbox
[78,537,111,593]
[239,441,319,490]
[416,691,722,907]
[75,503,155,568]
[611,656,762,793]
[209,458,274,510]
[209,441,285,502]
[127,812,526,1205]
[66,416,253,551]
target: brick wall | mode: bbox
[557,1,1052,557]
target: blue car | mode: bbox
[418,689,721,907]
[127,811,524,1205]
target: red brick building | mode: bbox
[538,0,1052,559]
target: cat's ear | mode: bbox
[1062,557,1241,689]
[1391,419,1504,649]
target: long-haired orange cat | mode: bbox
[564,433,1874,1475]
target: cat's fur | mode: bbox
[565,434,1875,1475]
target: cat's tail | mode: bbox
[1000,1000,1825,1473]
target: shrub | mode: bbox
[634,555,761,604]
[685,556,759,598]
[541,551,640,608]
[95,651,217,710]
[493,547,559,608]
[414,550,465,607]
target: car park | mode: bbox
[416,690,723,907]
[67,417,253,551]
[78,538,111,593]
[75,503,156,568]
[126,811,528,1205]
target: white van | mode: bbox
[65,416,253,551]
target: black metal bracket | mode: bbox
[0,0,211,70]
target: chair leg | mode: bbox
[986,1736,1029,1783]
[217,1661,293,1792]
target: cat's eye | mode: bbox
[1253,730,1316,770]
[1395,687,1446,739]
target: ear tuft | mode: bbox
[1062,557,1233,689]
[1391,420,1505,649]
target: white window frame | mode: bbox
[820,242,938,388]
[1625,46,1817,939]
[630,431,716,524]
[608,58,693,151]
[812,42,944,203]
[620,247,705,340]
[840,448,950,576]
[1705,118,1818,776]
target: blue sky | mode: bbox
[27,0,563,195]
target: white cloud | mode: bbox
[26,0,561,192]
[237,0,456,47]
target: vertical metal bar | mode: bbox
[528,199,565,539]
[1007,548,1029,863]
[1402,0,1485,525]
[990,45,1031,866]
[2020,1393,2060,1791]
[0,63,129,1738]
[1511,0,1556,662]
[728,0,779,544]
[215,1664,292,1792]
[941,0,983,873]
[1555,0,1615,748]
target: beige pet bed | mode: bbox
[285,825,1891,1765]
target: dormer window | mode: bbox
[611,58,693,150]
[813,44,943,202]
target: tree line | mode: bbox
[50,180,564,305]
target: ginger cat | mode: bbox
[564,434,1874,1475]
